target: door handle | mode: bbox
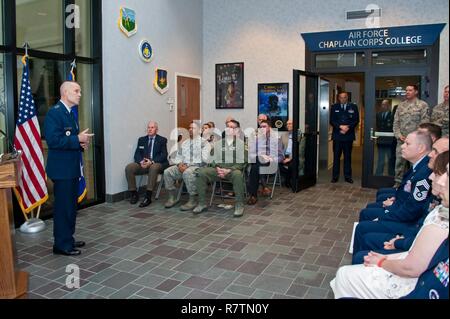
[370,127,378,140]
[297,129,303,142]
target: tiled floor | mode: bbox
[15,182,376,299]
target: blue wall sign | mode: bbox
[302,23,446,52]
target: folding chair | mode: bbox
[209,170,247,207]
[138,174,165,200]
[264,167,281,199]
[155,176,186,201]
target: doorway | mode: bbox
[317,73,365,185]
[365,72,425,188]
[176,75,201,130]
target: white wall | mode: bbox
[103,0,203,196]
[202,0,449,131]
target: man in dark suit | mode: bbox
[375,100,395,176]
[44,81,94,256]
[330,92,359,183]
[125,121,169,207]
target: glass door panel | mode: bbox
[293,70,324,192]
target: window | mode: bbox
[75,0,92,57]
[16,56,64,129]
[316,53,365,68]
[75,62,97,202]
[372,50,427,66]
[0,54,6,154]
[0,1,4,44]
[16,0,64,53]
[5,0,104,218]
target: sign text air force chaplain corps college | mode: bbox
[301,23,445,52]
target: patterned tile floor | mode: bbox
[15,183,376,299]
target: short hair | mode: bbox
[413,130,433,152]
[207,121,215,128]
[227,119,240,128]
[259,120,271,127]
[419,123,442,140]
[338,91,349,97]
[189,122,200,128]
[148,121,158,129]
[444,85,449,90]
[60,81,80,96]
[407,84,419,91]
[433,151,449,175]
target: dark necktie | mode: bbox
[69,110,78,130]
[148,137,154,159]
[341,104,346,111]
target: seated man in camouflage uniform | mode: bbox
[164,122,211,211]
[194,119,248,217]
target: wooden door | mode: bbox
[177,76,200,130]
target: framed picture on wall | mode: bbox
[257,83,289,131]
[215,62,244,109]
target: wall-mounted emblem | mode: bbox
[118,7,137,37]
[139,40,153,62]
[154,68,169,94]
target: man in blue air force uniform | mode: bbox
[352,131,433,255]
[352,137,449,263]
[330,92,359,183]
[44,81,94,256]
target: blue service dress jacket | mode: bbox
[330,103,359,141]
[44,101,81,180]
[402,239,449,299]
[380,156,432,223]
[133,134,169,166]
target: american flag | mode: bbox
[68,60,87,203]
[13,56,48,213]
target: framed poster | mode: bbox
[257,83,289,131]
[215,62,244,109]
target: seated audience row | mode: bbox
[330,124,449,299]
[124,117,293,217]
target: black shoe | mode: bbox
[139,196,152,207]
[74,241,85,248]
[130,191,139,204]
[345,177,354,184]
[331,177,339,183]
[53,247,81,256]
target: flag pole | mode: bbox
[36,205,41,220]
[16,42,46,234]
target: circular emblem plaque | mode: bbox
[139,39,153,63]
[275,120,284,129]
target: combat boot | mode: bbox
[164,191,179,208]
[233,202,244,218]
[193,204,207,215]
[180,195,197,211]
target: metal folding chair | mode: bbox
[138,174,166,200]
[264,167,281,199]
[209,170,247,206]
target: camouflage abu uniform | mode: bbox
[393,98,429,183]
[431,102,449,136]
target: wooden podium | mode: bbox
[0,155,28,299]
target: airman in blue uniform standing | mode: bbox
[44,81,94,256]
[330,92,359,183]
